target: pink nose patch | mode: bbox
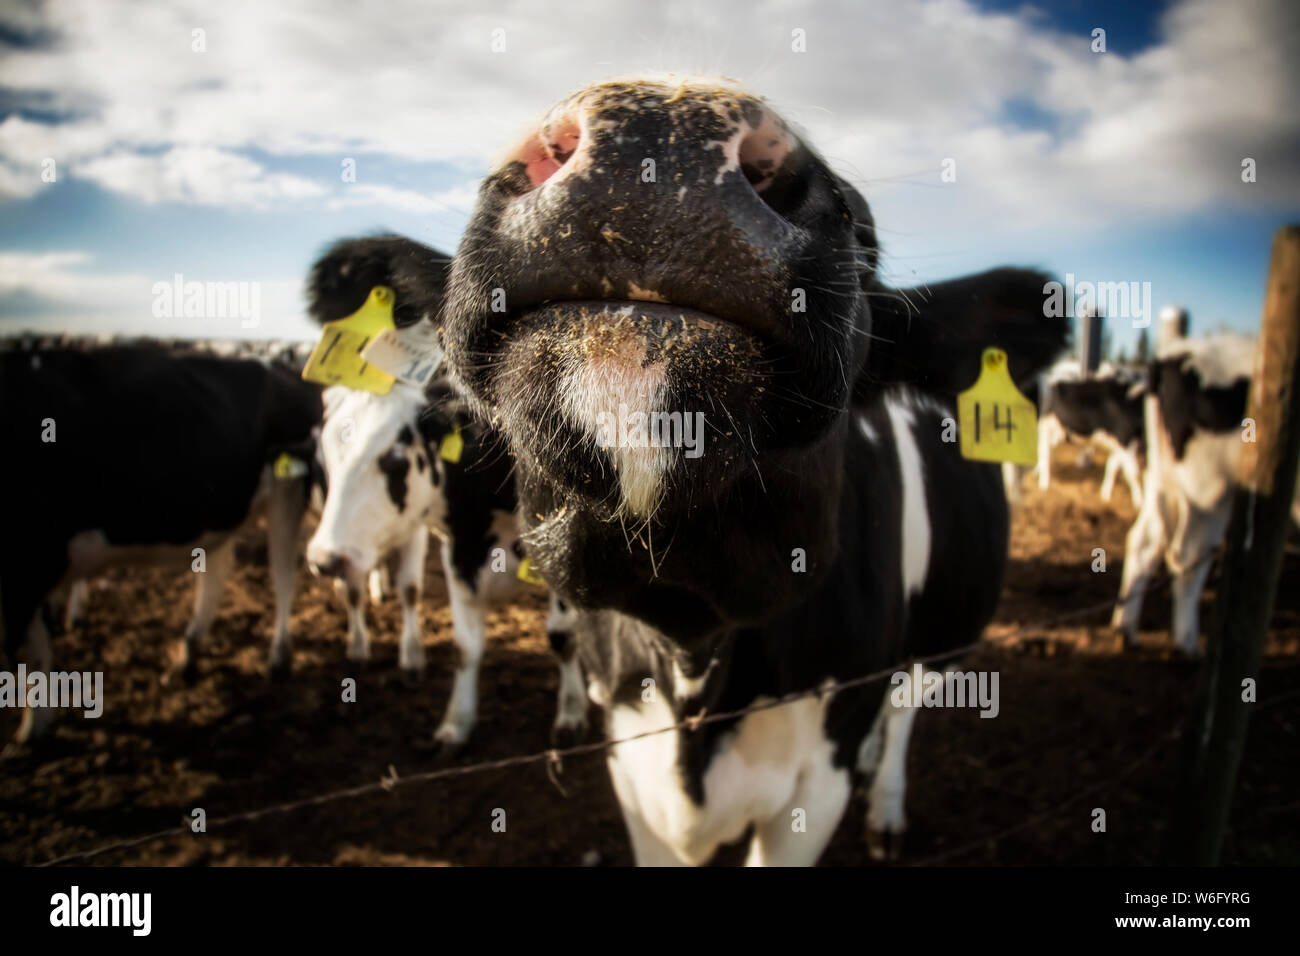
[505,110,584,188]
[737,111,794,192]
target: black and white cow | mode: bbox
[1109,334,1294,654]
[302,240,586,748]
[1038,368,1146,506]
[0,346,321,743]
[343,75,1062,865]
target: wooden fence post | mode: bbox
[1168,225,1300,864]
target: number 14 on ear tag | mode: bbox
[957,348,1038,466]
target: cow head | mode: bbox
[306,384,444,583]
[325,77,1067,641]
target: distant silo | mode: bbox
[1158,306,1189,351]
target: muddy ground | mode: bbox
[2,448,1297,866]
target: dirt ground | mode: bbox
[3,448,1298,867]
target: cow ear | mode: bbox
[307,235,453,328]
[859,268,1070,398]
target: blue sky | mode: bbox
[1,0,1297,354]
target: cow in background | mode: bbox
[302,239,587,748]
[0,346,320,744]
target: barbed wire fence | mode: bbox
[32,547,1286,867]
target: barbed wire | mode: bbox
[32,547,1241,867]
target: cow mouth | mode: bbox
[514,298,762,339]
[494,296,774,347]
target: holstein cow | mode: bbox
[346,77,1066,864]
[0,346,321,743]
[1110,334,1291,654]
[303,241,587,748]
[1038,369,1146,506]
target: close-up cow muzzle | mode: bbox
[442,77,868,516]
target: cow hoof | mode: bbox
[162,642,197,685]
[1,740,29,761]
[867,827,904,862]
[268,657,293,682]
[432,737,466,762]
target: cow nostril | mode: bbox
[310,553,349,580]
[737,121,793,195]
[506,111,583,190]
[542,116,581,170]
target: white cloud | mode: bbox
[76,147,325,207]
[325,182,479,217]
[0,251,316,339]
[0,0,1294,239]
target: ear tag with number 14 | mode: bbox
[957,347,1038,466]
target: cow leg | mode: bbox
[435,539,486,750]
[63,579,89,629]
[267,473,308,678]
[1001,462,1023,507]
[336,575,370,662]
[169,538,235,681]
[12,610,55,745]
[1037,417,1055,489]
[368,567,387,605]
[866,695,919,861]
[745,758,851,866]
[1169,503,1231,656]
[546,594,587,742]
[1112,494,1167,646]
[1121,446,1144,508]
[394,530,429,674]
[605,752,688,866]
[1100,451,1120,502]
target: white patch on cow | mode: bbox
[475,509,525,602]
[437,538,487,746]
[546,595,588,734]
[1159,333,1255,388]
[670,655,715,700]
[866,693,919,858]
[308,384,442,575]
[64,527,236,580]
[857,415,878,444]
[606,693,845,866]
[884,394,932,598]
[558,310,670,519]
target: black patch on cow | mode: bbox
[1044,377,1145,448]
[378,446,410,512]
[0,346,322,658]
[1151,359,1249,459]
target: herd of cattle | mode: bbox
[0,77,1281,866]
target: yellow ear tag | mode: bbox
[301,286,397,394]
[439,423,463,464]
[516,557,546,587]
[272,452,308,480]
[957,347,1038,466]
